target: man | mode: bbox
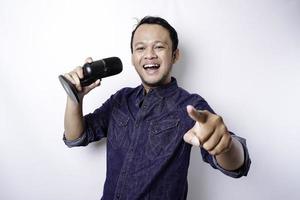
[63,16,251,200]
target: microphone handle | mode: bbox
[80,60,106,87]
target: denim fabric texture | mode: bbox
[64,77,251,200]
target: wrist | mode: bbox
[215,137,245,171]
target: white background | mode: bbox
[1,0,300,199]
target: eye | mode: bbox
[155,45,165,49]
[135,46,145,51]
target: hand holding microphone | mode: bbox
[59,57,123,103]
[62,57,101,101]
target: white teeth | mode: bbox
[144,64,159,68]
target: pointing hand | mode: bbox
[183,105,232,156]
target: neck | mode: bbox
[142,77,173,93]
[142,84,152,94]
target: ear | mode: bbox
[172,49,180,64]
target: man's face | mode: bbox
[131,24,179,91]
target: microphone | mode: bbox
[58,57,123,103]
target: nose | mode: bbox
[144,47,157,60]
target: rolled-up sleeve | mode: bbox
[201,135,251,178]
[63,132,88,148]
[62,111,109,148]
[62,93,116,148]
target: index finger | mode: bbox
[187,105,207,124]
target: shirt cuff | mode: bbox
[63,132,87,148]
[212,135,251,178]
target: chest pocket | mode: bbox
[146,117,180,160]
[107,108,130,150]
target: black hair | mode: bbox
[130,16,179,54]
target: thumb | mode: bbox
[187,105,207,124]
[183,130,200,146]
[85,57,93,64]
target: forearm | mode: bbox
[215,136,245,171]
[64,97,85,140]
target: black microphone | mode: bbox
[58,57,123,103]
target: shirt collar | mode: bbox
[135,77,178,107]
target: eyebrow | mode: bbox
[133,41,168,47]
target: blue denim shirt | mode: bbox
[64,77,251,200]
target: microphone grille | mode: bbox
[103,57,123,74]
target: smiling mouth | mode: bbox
[143,64,160,70]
